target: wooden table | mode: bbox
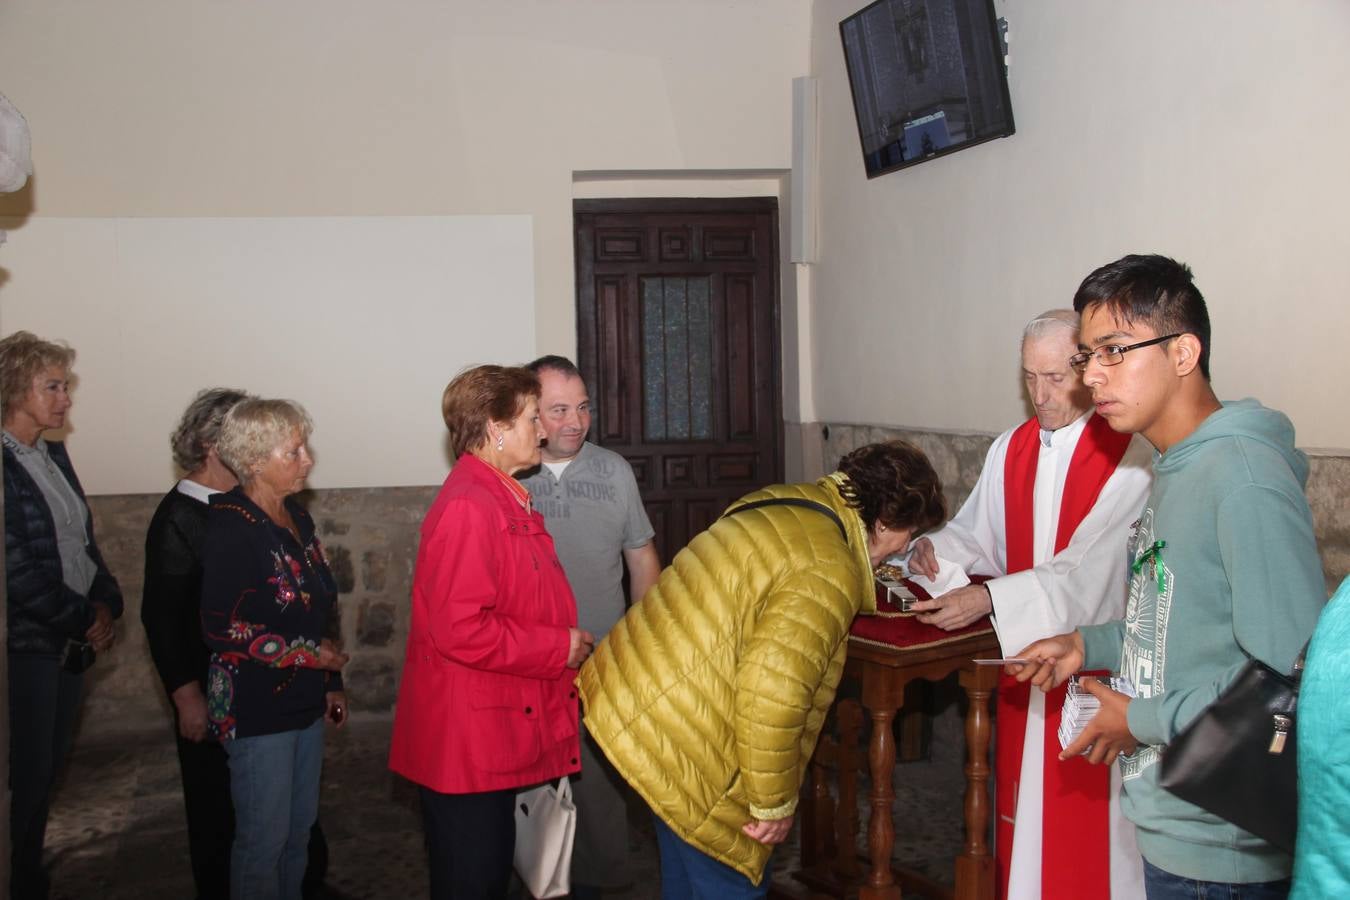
[777,626,1002,900]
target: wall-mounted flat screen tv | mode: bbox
[840,0,1014,179]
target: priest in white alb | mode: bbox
[906,310,1152,900]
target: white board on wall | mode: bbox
[0,215,535,493]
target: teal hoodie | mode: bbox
[1292,575,1350,896]
[1080,398,1325,883]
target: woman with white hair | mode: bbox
[200,398,348,900]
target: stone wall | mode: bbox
[76,427,1350,743]
[82,486,437,740]
[820,423,1350,594]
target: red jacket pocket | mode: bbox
[466,674,543,774]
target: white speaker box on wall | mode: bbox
[790,76,818,264]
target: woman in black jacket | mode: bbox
[142,387,248,899]
[1,330,122,900]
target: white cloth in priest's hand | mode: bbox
[906,554,972,597]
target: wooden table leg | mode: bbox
[860,705,902,900]
[954,665,997,900]
[834,699,863,881]
[802,736,830,867]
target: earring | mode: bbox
[496,434,504,451]
[877,523,887,533]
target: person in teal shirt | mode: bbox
[1291,575,1350,897]
[1012,255,1325,898]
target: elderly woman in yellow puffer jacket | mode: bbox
[577,440,946,898]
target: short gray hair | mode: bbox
[170,388,251,472]
[215,398,313,484]
[1021,309,1079,348]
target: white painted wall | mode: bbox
[0,0,813,491]
[809,0,1350,449]
[0,216,535,492]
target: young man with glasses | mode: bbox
[1012,254,1325,899]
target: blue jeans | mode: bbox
[653,814,770,900]
[224,718,324,900]
[1144,858,1290,900]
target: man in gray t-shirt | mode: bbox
[519,356,660,897]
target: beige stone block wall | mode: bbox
[820,424,1350,595]
[81,487,436,741]
[73,431,1349,744]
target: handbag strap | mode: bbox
[722,497,848,544]
[1292,640,1309,685]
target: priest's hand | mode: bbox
[912,583,991,630]
[1059,677,1138,765]
[907,537,939,579]
[1009,631,1084,690]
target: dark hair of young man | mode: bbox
[525,355,582,379]
[1071,254,1213,380]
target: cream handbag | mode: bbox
[513,777,576,898]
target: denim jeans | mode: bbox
[223,718,324,900]
[653,814,770,900]
[1143,858,1291,900]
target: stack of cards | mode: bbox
[1058,676,1136,750]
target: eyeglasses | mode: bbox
[1069,334,1182,373]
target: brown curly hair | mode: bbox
[441,365,541,459]
[837,440,946,536]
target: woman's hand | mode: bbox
[171,681,210,742]
[325,690,348,729]
[742,814,795,845]
[316,639,351,672]
[86,601,115,652]
[566,628,595,669]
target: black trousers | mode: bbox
[171,722,329,900]
[8,654,82,900]
[419,786,516,900]
[175,732,235,899]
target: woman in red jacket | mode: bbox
[389,364,594,900]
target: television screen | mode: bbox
[840,0,1014,179]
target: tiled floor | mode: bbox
[45,712,967,899]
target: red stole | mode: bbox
[995,414,1131,900]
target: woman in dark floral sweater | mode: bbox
[201,398,347,900]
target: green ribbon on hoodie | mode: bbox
[1132,540,1167,594]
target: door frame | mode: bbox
[573,196,786,550]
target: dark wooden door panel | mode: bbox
[576,198,783,563]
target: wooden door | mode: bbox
[575,198,783,564]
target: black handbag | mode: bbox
[1157,645,1306,853]
[61,638,97,674]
